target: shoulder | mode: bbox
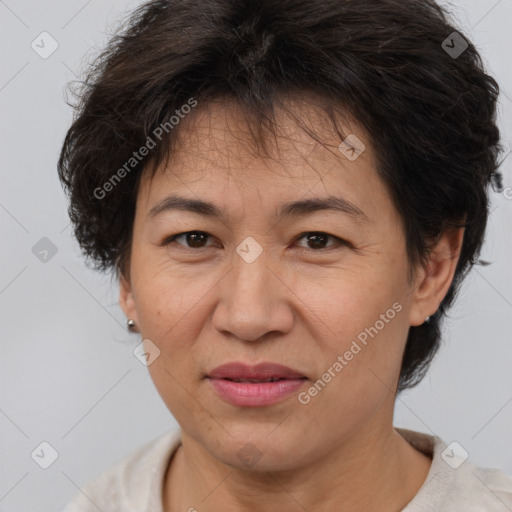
[62,428,182,512]
[398,428,512,512]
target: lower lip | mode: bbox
[207,378,307,407]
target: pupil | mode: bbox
[307,233,327,249]
[188,232,206,248]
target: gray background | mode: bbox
[0,1,511,510]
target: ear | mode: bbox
[409,226,465,326]
[119,272,139,324]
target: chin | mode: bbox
[205,427,311,472]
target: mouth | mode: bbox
[206,361,308,381]
[205,362,308,407]
[219,377,306,383]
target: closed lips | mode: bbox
[207,362,308,381]
[206,362,309,407]
[222,377,305,383]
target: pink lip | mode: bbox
[207,362,306,380]
[206,362,308,407]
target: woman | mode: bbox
[58,0,512,510]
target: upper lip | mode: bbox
[207,362,307,381]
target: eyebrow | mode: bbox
[148,194,369,222]
[149,196,222,219]
[279,196,368,222]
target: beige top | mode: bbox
[63,427,512,511]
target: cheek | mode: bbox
[289,261,404,339]
[297,309,407,444]
[132,257,215,341]
[147,358,214,441]
[290,262,409,397]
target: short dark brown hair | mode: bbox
[58,0,503,392]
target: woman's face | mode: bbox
[120,99,432,471]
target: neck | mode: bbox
[163,418,431,512]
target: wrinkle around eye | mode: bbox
[160,231,351,251]
[294,232,348,251]
[158,230,219,249]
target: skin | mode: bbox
[119,96,464,512]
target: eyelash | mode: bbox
[159,230,350,252]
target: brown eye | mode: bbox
[163,231,214,249]
[296,232,344,250]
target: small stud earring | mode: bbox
[425,316,430,323]
[127,319,138,332]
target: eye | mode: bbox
[159,230,349,252]
[295,232,347,250]
[160,230,216,249]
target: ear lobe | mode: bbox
[409,227,465,326]
[119,273,138,324]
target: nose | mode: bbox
[211,248,294,342]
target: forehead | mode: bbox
[166,96,370,174]
[136,96,393,223]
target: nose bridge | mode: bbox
[230,233,271,296]
[229,245,274,317]
[212,243,293,341]
[231,248,270,304]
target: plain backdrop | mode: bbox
[0,0,511,510]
